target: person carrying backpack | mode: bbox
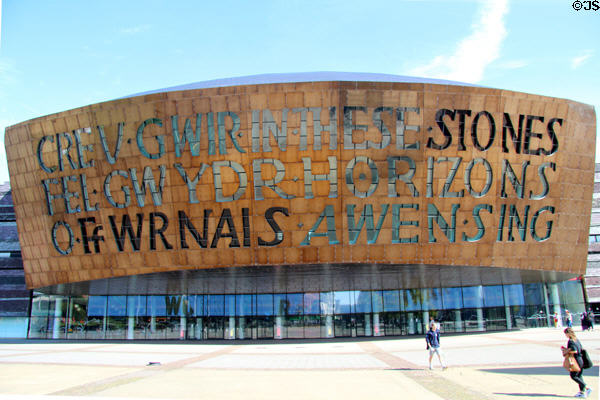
[562,327,592,398]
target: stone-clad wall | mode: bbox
[4,81,596,289]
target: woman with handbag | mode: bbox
[562,328,592,398]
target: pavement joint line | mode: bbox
[358,341,495,400]
[48,345,240,396]
[0,343,118,359]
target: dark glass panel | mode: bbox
[483,307,507,330]
[462,308,485,332]
[106,316,127,339]
[256,316,274,339]
[333,314,352,337]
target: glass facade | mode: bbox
[28,280,586,340]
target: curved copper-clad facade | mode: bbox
[4,75,596,290]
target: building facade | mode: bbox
[3,73,597,340]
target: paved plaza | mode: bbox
[0,328,598,400]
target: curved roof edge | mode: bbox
[122,72,481,99]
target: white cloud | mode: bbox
[409,0,509,83]
[498,59,528,69]
[571,50,593,69]
[120,24,151,35]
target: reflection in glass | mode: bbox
[423,288,442,310]
[503,285,524,306]
[404,289,422,311]
[334,291,353,314]
[354,291,372,313]
[462,286,483,308]
[287,293,303,315]
[483,286,504,307]
[257,294,273,316]
[304,293,320,315]
[442,287,462,309]
[383,290,400,312]
[207,295,224,316]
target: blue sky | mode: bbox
[1,0,598,184]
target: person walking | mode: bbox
[566,310,573,328]
[425,321,446,370]
[561,327,592,398]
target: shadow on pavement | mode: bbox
[493,393,574,398]
[480,366,599,376]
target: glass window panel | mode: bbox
[320,292,334,315]
[334,291,353,314]
[503,285,524,306]
[147,296,166,316]
[372,291,383,313]
[166,296,184,316]
[383,290,400,312]
[28,316,49,338]
[107,296,127,316]
[354,291,372,313]
[182,295,195,317]
[207,295,225,316]
[106,316,127,339]
[236,294,254,317]
[194,295,205,317]
[87,296,107,317]
[423,288,442,310]
[442,287,462,309]
[224,295,236,317]
[127,296,146,317]
[274,294,287,316]
[304,293,320,315]
[560,280,584,306]
[287,294,303,315]
[523,283,544,305]
[69,296,88,322]
[31,295,50,317]
[404,289,422,311]
[483,286,504,307]
[49,296,69,318]
[462,286,483,308]
[257,294,273,316]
